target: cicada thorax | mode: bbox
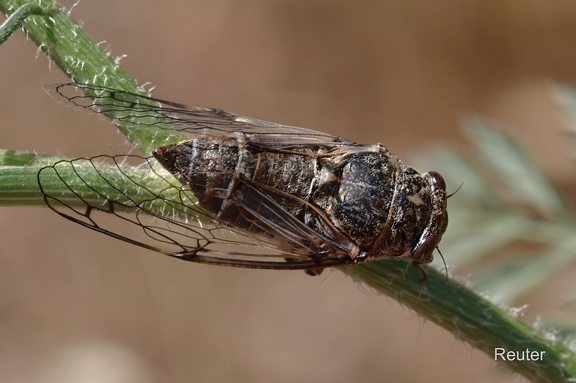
[308,146,444,264]
[153,136,446,266]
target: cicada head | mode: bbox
[409,171,449,264]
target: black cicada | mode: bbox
[39,83,448,275]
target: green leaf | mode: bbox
[464,119,568,217]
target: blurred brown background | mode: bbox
[1,1,575,382]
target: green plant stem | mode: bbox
[0,0,173,153]
[342,263,576,382]
[0,150,66,205]
[1,2,576,382]
[0,164,44,205]
[0,0,138,91]
[0,1,46,44]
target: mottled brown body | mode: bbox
[154,135,448,272]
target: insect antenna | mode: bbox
[436,247,449,281]
[447,182,463,199]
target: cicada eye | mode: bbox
[428,171,446,191]
[412,235,437,264]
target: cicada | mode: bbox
[38,83,448,275]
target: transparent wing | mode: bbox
[37,155,355,271]
[45,83,354,147]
